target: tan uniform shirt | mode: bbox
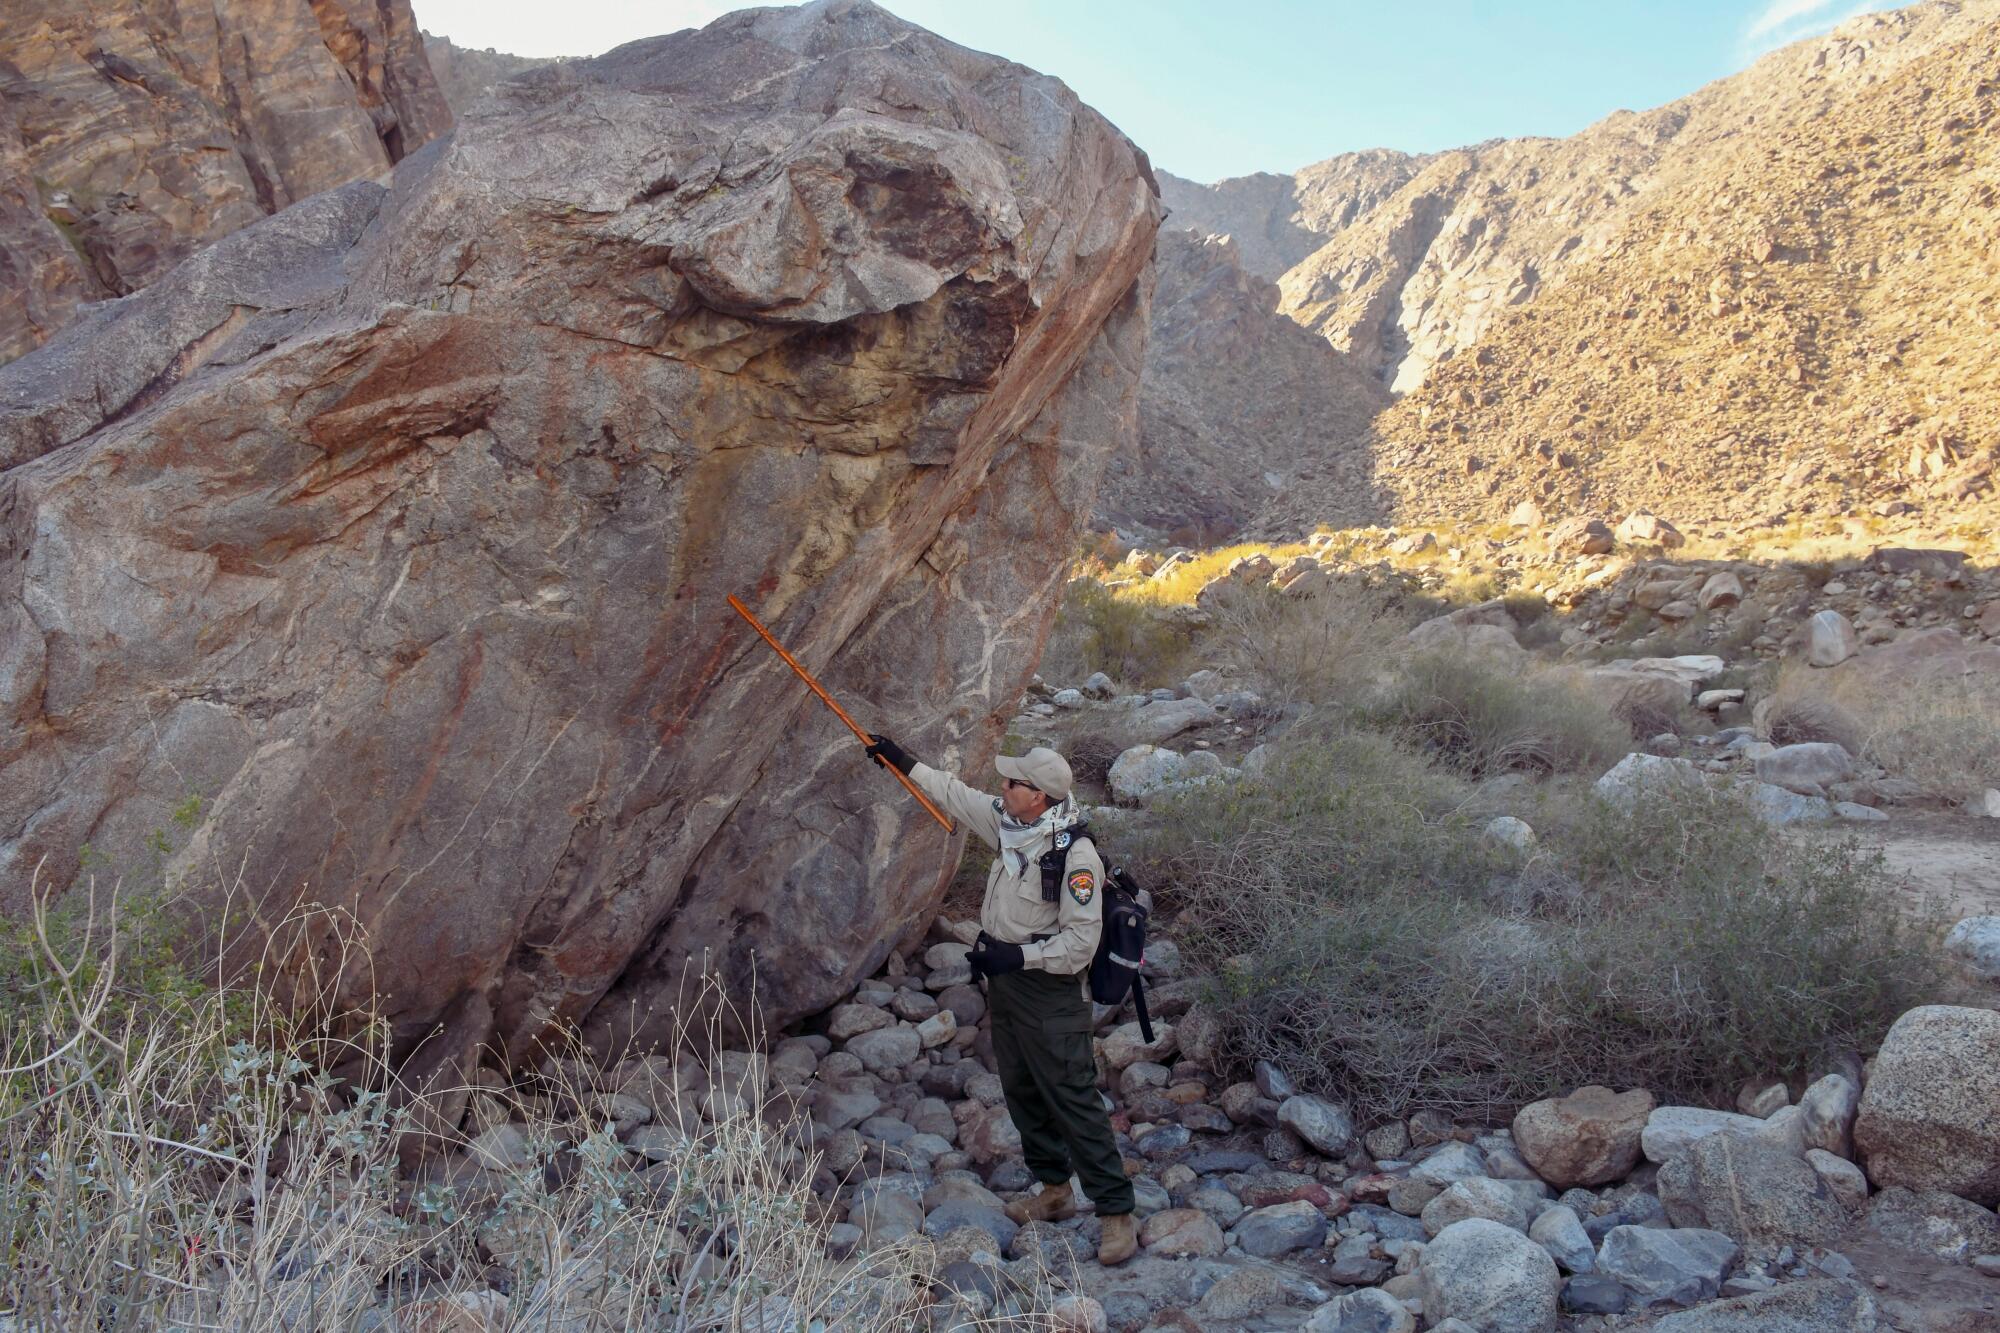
[910,762,1105,976]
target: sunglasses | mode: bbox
[1003,777,1043,794]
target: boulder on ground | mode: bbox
[1233,1199,1329,1257]
[1302,1286,1416,1333]
[1656,1134,1852,1253]
[1417,1218,1561,1333]
[1422,1178,1532,1236]
[1277,1095,1355,1157]
[1640,1279,1879,1332]
[1595,754,1833,827]
[1595,1225,1738,1307]
[1641,1104,1804,1164]
[1138,1208,1226,1259]
[1615,512,1685,548]
[1407,614,1527,663]
[0,0,1162,1064]
[1512,1085,1653,1188]
[1798,1074,1861,1159]
[1124,697,1222,746]
[1578,669,1690,720]
[1753,742,1856,793]
[1853,1005,2000,1205]
[1698,572,1744,612]
[1807,610,1860,667]
[1529,1204,1595,1273]
[1864,1186,2000,1264]
[1549,517,1615,556]
[1944,917,2000,986]
[1107,745,1191,804]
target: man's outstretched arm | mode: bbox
[867,734,1001,849]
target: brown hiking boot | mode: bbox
[1004,1180,1076,1225]
[1097,1211,1137,1266]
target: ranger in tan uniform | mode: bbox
[864,735,1137,1266]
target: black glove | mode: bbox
[967,931,1025,978]
[865,733,916,776]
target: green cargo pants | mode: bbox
[988,968,1134,1215]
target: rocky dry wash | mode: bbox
[0,1,1161,1080]
[0,0,450,363]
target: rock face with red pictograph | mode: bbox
[0,0,1160,1071]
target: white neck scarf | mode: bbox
[998,793,1080,877]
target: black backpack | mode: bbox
[1039,826,1155,1043]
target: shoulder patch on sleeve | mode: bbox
[1066,868,1095,906]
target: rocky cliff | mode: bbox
[421,32,561,115]
[1105,230,1389,539]
[0,0,451,363]
[0,0,1160,1070]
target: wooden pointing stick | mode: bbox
[726,594,956,834]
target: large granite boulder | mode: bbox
[1417,1218,1560,1333]
[1854,1005,2000,1205]
[0,0,1160,1076]
[1656,1134,1852,1254]
[0,0,451,362]
[1512,1085,1653,1188]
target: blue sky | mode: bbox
[414,0,1909,182]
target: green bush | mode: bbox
[1139,730,1502,952]
[1369,653,1632,777]
[1040,578,1191,688]
[1152,743,1948,1125]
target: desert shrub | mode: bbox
[0,879,1021,1330]
[1157,755,1948,1124]
[1141,730,1497,913]
[1124,542,1313,606]
[1763,660,1865,750]
[1370,653,1632,777]
[1053,719,1125,792]
[1438,570,1504,604]
[1202,581,1411,712]
[1041,577,1191,687]
[1610,690,1703,742]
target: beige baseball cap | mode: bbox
[994,746,1073,800]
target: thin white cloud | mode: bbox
[1738,0,1896,60]
[1747,0,1840,39]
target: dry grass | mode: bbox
[1370,653,1634,777]
[0,872,1045,1331]
[1769,659,2000,802]
[1114,541,1315,606]
[1039,577,1192,688]
[1200,579,1411,712]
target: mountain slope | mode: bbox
[1102,230,1390,538]
[1260,0,2000,534]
